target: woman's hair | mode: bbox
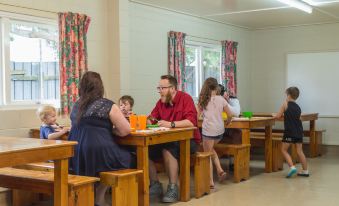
[36,105,56,121]
[198,77,219,110]
[77,71,104,122]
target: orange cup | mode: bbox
[129,114,137,129]
[137,115,147,130]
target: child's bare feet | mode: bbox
[218,171,227,182]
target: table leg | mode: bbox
[54,159,68,206]
[137,146,149,206]
[265,125,273,173]
[179,139,190,201]
[242,129,250,144]
[310,120,316,157]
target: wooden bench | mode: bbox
[250,133,285,172]
[251,129,325,157]
[214,144,250,183]
[14,162,54,172]
[100,169,143,206]
[251,129,325,163]
[154,151,213,198]
[305,130,324,157]
[192,152,213,198]
[0,167,99,206]
[15,162,143,206]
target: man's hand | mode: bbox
[157,120,171,128]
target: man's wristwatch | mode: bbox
[171,121,176,128]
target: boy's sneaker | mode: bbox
[286,167,297,178]
[297,170,310,177]
[149,181,163,197]
[162,183,178,203]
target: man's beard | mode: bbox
[164,92,172,104]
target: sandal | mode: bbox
[210,185,215,189]
[218,171,227,182]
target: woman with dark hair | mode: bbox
[68,71,134,206]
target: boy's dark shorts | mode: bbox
[282,136,303,143]
[149,140,197,161]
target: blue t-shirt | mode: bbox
[40,125,55,139]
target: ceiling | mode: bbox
[131,0,339,30]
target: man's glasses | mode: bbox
[156,85,173,91]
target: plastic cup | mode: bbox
[129,114,137,129]
[222,112,228,120]
[137,115,147,130]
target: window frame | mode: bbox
[0,11,59,108]
[185,40,222,100]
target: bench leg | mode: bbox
[194,156,211,198]
[69,184,95,206]
[316,132,322,156]
[310,131,322,157]
[233,147,250,183]
[112,175,139,206]
[272,141,283,172]
[309,120,317,158]
[12,189,40,206]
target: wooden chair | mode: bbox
[100,169,143,206]
[0,167,98,206]
[214,144,250,183]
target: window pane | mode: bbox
[10,20,58,102]
[185,46,198,97]
[202,49,221,82]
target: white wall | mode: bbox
[0,0,111,137]
[125,2,252,115]
[251,23,339,145]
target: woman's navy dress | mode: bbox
[68,98,134,177]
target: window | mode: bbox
[185,41,222,99]
[0,13,59,107]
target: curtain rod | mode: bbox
[187,34,220,43]
[0,2,58,14]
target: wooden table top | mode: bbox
[198,117,275,129]
[117,127,196,146]
[252,112,318,121]
[0,136,77,168]
[231,117,275,121]
[129,127,196,136]
[0,136,77,154]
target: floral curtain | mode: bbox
[59,12,91,115]
[168,31,186,91]
[221,40,238,96]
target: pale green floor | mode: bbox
[32,148,339,206]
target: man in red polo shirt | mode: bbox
[148,75,201,203]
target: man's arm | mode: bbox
[158,119,193,128]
